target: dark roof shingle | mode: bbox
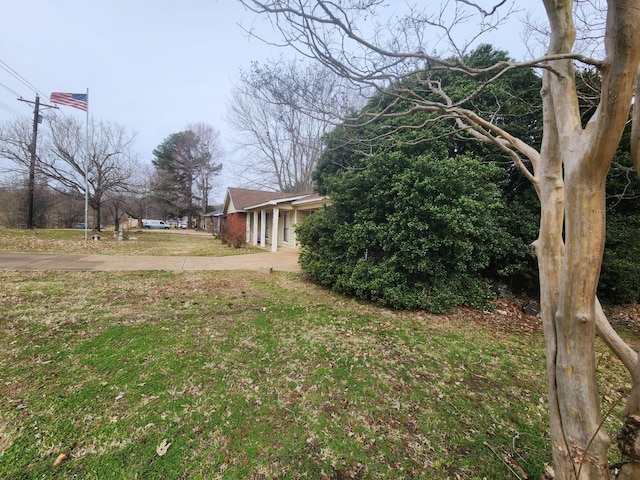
[227,187,291,210]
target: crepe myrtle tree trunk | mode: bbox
[535,1,640,476]
[533,102,567,477]
[548,172,610,479]
[535,153,618,479]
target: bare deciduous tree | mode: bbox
[43,114,140,230]
[226,58,358,192]
[241,0,640,478]
[123,163,156,228]
[0,118,32,175]
[1,114,140,230]
[186,122,224,220]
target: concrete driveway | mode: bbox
[0,250,301,273]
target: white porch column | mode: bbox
[260,209,266,248]
[293,209,299,250]
[252,211,259,246]
[245,213,251,243]
[271,206,279,252]
[291,210,298,250]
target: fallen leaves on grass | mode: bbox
[484,441,529,479]
[156,439,171,456]
[192,425,204,434]
[456,298,541,335]
[53,453,68,467]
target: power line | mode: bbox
[0,80,22,98]
[0,101,29,120]
[0,59,47,99]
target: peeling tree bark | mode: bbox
[555,168,610,479]
[534,69,568,476]
[533,0,640,477]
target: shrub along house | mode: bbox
[219,187,329,251]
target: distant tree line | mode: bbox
[0,114,223,230]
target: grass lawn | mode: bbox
[0,230,635,479]
[0,228,261,257]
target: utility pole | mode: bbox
[18,96,57,228]
[26,95,39,229]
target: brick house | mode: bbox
[219,187,329,251]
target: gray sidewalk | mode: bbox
[0,251,301,272]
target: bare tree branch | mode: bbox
[227,58,357,191]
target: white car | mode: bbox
[143,219,170,229]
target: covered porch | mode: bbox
[245,194,329,252]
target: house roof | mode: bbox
[245,193,312,210]
[291,193,327,206]
[222,187,329,215]
[224,187,291,213]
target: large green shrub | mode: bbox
[599,213,640,304]
[298,152,528,312]
[308,44,640,308]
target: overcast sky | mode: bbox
[0,0,544,202]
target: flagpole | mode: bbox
[49,91,90,241]
[84,87,89,246]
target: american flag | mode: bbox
[50,92,88,111]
